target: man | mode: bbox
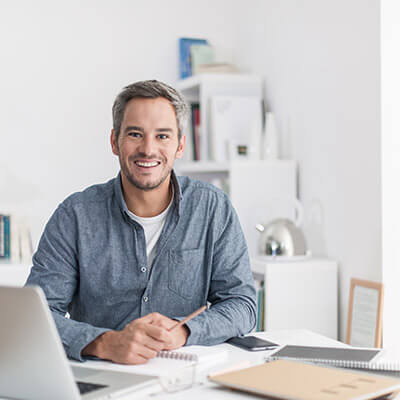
[26,80,256,365]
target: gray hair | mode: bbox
[112,80,189,141]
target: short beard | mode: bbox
[120,159,172,192]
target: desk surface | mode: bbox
[149,329,347,400]
[98,329,348,400]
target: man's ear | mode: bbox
[111,130,119,156]
[175,135,186,159]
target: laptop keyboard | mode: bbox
[76,381,108,395]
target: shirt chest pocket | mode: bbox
[168,248,205,299]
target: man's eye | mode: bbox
[158,134,169,139]
[128,132,142,138]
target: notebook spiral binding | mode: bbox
[157,350,198,362]
[268,356,400,372]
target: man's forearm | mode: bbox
[81,330,116,359]
[51,311,111,361]
[184,297,257,346]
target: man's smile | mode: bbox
[134,160,161,168]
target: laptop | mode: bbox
[0,285,157,400]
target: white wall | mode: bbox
[0,0,239,245]
[234,0,381,340]
[382,0,400,348]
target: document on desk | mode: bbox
[71,345,228,377]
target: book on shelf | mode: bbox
[178,37,209,79]
[190,103,201,161]
[190,44,215,75]
[0,215,6,258]
[194,63,238,75]
[0,214,33,264]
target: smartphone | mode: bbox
[227,336,279,351]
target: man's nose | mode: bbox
[140,136,156,156]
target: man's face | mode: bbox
[111,97,185,191]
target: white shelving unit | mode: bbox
[251,257,338,340]
[177,73,263,161]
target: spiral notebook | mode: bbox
[73,345,228,376]
[267,345,400,373]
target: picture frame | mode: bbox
[346,278,384,348]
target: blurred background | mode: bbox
[0,0,381,342]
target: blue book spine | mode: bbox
[0,215,4,258]
[179,38,208,79]
[3,215,10,259]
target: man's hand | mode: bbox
[149,314,190,351]
[82,312,189,364]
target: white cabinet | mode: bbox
[251,257,338,340]
[176,159,297,257]
[0,262,31,286]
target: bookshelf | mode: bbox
[177,73,263,161]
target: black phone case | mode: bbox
[227,336,278,351]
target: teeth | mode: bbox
[135,161,158,167]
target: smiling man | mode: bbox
[26,80,256,364]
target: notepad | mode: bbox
[73,345,228,376]
[267,345,400,373]
[210,359,400,400]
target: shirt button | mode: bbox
[141,266,147,273]
[143,296,149,302]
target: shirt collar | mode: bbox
[114,170,183,218]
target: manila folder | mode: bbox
[209,359,400,400]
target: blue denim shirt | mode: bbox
[26,171,257,361]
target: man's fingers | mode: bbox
[134,312,158,324]
[144,323,173,344]
[139,331,166,352]
[134,343,158,360]
[143,312,177,327]
[152,319,176,330]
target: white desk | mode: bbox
[106,329,349,400]
[150,329,347,400]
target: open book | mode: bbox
[71,345,228,376]
[267,345,400,374]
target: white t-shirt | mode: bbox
[126,195,173,269]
